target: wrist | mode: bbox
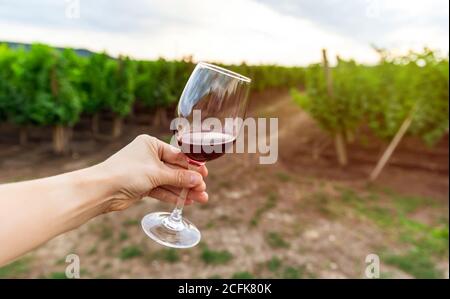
[65,163,118,218]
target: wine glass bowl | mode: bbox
[142,62,251,248]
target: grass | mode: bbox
[266,232,290,249]
[99,225,114,240]
[266,256,282,272]
[275,172,291,182]
[301,191,336,217]
[120,246,143,260]
[54,257,66,266]
[361,206,394,227]
[281,266,304,279]
[205,221,216,229]
[342,188,449,257]
[103,262,112,270]
[231,271,254,279]
[393,195,433,213]
[0,258,30,278]
[337,187,449,278]
[122,219,140,226]
[48,272,67,279]
[250,192,277,226]
[119,231,129,241]
[200,246,233,265]
[264,257,310,279]
[153,249,180,263]
[397,219,449,257]
[383,249,442,279]
[87,245,98,256]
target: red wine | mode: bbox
[178,132,235,163]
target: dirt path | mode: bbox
[0,90,448,279]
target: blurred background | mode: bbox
[0,0,448,279]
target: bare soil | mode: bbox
[0,90,448,279]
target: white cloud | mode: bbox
[0,0,447,65]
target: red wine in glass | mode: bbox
[177,131,236,165]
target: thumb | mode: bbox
[158,168,203,188]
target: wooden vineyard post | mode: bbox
[53,125,67,154]
[50,65,69,154]
[92,113,100,135]
[153,107,168,127]
[369,113,414,182]
[112,115,123,138]
[322,49,348,166]
[19,126,28,146]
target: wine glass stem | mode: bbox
[165,162,199,230]
[170,188,189,222]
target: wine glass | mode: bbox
[141,62,251,248]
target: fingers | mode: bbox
[162,183,206,194]
[155,138,208,178]
[148,187,209,205]
[188,190,209,204]
[196,164,208,178]
[156,139,187,167]
[158,166,204,189]
[164,162,208,179]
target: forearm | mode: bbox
[0,164,114,266]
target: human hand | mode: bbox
[97,134,208,212]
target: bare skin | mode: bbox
[0,135,208,266]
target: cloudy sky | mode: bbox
[0,0,448,65]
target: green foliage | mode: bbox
[48,271,68,279]
[275,172,291,182]
[336,187,448,277]
[2,42,446,151]
[266,256,282,272]
[265,232,290,248]
[292,49,449,146]
[384,249,442,278]
[5,44,82,126]
[281,266,304,279]
[0,42,302,136]
[200,246,233,265]
[153,249,180,263]
[81,52,115,115]
[369,49,449,145]
[135,59,191,109]
[119,231,129,241]
[250,192,278,226]
[0,44,20,122]
[0,258,30,278]
[98,224,114,240]
[292,59,369,135]
[231,271,254,279]
[122,219,140,226]
[229,63,305,92]
[108,56,136,117]
[120,245,143,260]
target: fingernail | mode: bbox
[190,173,200,185]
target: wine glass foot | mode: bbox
[141,212,201,248]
